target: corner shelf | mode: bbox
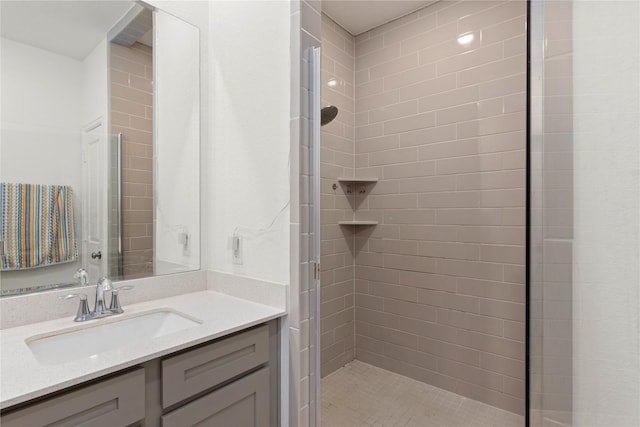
[337,178,378,196]
[335,177,379,228]
[337,178,378,184]
[338,221,379,226]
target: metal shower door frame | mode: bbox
[308,46,322,427]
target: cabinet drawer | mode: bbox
[1,368,145,427]
[161,367,269,427]
[162,324,269,408]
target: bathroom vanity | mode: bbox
[0,289,285,427]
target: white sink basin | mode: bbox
[26,309,202,365]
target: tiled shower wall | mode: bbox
[110,42,154,279]
[319,15,356,377]
[351,0,527,415]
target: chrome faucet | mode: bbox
[94,277,114,318]
[60,276,133,322]
[74,268,89,286]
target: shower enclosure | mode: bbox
[304,0,639,425]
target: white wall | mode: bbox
[207,1,291,285]
[154,9,200,274]
[0,38,84,291]
[146,0,209,276]
[572,1,640,425]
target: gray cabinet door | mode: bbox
[162,325,269,408]
[1,368,145,427]
[161,367,270,427]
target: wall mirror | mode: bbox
[0,1,200,296]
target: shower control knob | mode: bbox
[91,251,102,260]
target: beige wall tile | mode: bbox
[355,135,399,153]
[383,161,436,179]
[368,326,419,350]
[457,329,524,360]
[437,259,504,281]
[369,101,419,124]
[369,147,418,166]
[383,209,436,225]
[457,55,526,88]
[384,64,436,91]
[439,358,504,392]
[456,379,524,415]
[436,153,504,175]
[418,86,480,113]
[504,34,527,58]
[436,43,503,76]
[356,90,399,112]
[399,270,457,292]
[383,13,437,45]
[397,175,457,193]
[369,53,419,79]
[480,352,525,379]
[418,191,479,208]
[435,103,479,126]
[400,22,458,55]
[436,1,501,26]
[480,72,526,99]
[418,336,481,367]
[355,34,384,56]
[399,124,457,147]
[384,298,437,322]
[355,78,384,98]
[458,1,526,34]
[479,298,525,322]
[384,342,438,371]
[504,319,525,341]
[482,15,526,46]
[398,74,457,101]
[356,44,402,71]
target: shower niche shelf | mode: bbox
[337,178,378,195]
[337,178,378,183]
[338,220,378,226]
[336,178,378,228]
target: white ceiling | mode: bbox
[1,1,133,60]
[323,0,439,35]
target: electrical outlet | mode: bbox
[178,232,189,248]
[232,235,243,265]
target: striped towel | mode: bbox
[0,183,77,270]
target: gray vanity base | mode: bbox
[0,321,279,427]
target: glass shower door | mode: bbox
[529,0,640,425]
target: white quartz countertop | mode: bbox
[0,290,285,409]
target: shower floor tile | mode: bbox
[321,360,524,427]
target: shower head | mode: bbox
[321,105,339,126]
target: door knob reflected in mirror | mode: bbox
[91,251,102,260]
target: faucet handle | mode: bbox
[74,268,89,286]
[109,285,134,314]
[59,293,92,322]
[97,276,113,291]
